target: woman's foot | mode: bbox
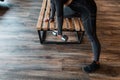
[57,35,68,42]
[52,31,68,42]
[52,30,58,36]
[82,61,100,73]
[44,18,54,22]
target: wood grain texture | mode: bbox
[74,18,81,31]
[0,0,120,80]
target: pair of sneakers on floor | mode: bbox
[44,18,68,42]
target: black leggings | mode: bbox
[50,0,56,19]
[70,0,101,61]
[83,15,101,61]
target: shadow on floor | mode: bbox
[95,64,120,77]
[0,3,10,16]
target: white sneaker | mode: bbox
[52,30,58,36]
[61,35,68,42]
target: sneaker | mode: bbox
[82,61,100,73]
[61,35,68,42]
[52,31,68,42]
[52,30,58,36]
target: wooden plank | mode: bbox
[62,18,68,30]
[67,18,74,31]
[73,18,80,31]
[36,0,47,30]
[49,1,55,30]
[49,21,55,30]
[42,0,51,30]
[79,18,84,31]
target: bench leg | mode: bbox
[77,31,85,44]
[38,30,47,44]
[39,31,85,44]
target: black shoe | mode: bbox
[82,61,100,73]
[61,35,68,42]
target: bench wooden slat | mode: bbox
[67,18,74,31]
[49,21,55,30]
[79,18,84,31]
[36,0,47,30]
[63,18,68,30]
[74,18,80,31]
[42,0,51,30]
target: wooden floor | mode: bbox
[0,0,120,80]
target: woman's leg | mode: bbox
[68,0,101,72]
[83,15,101,61]
[50,0,56,19]
[44,0,55,22]
[81,11,101,72]
[54,0,63,35]
[53,0,68,41]
[72,4,101,62]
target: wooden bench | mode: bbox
[36,0,85,44]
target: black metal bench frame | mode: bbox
[37,30,84,44]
